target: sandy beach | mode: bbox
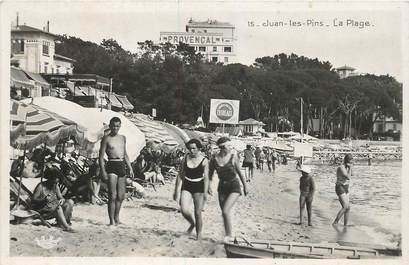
[9,160,399,257]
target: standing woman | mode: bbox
[173,139,209,240]
[333,154,353,226]
[209,137,248,239]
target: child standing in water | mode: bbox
[297,165,315,226]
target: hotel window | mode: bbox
[199,46,206,52]
[212,57,218,62]
[216,38,220,41]
[224,46,232,52]
[224,57,229,63]
[43,41,49,55]
[213,46,217,52]
[44,65,48,73]
[393,124,397,130]
[204,29,207,33]
[192,29,195,33]
[11,39,25,54]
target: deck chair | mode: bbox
[9,176,51,227]
[58,163,93,201]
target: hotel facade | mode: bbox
[160,19,236,64]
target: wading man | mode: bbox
[99,117,134,226]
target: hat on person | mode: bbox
[299,165,311,174]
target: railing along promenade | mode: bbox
[312,150,402,161]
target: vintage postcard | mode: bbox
[0,0,407,264]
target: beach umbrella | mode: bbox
[160,122,190,142]
[29,96,106,145]
[11,101,81,150]
[183,129,202,141]
[159,122,188,147]
[80,108,145,161]
[129,113,178,148]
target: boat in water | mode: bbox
[224,238,400,259]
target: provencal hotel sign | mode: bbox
[160,32,224,45]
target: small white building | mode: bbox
[160,18,236,64]
[238,118,265,135]
[11,23,74,75]
[373,116,402,134]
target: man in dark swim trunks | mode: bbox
[99,117,134,226]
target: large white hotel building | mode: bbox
[160,19,236,64]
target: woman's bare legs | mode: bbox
[192,192,205,240]
[333,193,350,225]
[180,190,195,234]
[219,192,240,237]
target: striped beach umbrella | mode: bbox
[130,114,179,147]
[159,122,190,147]
[12,100,84,150]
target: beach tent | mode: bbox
[80,108,145,161]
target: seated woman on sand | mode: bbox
[209,137,248,239]
[31,167,75,232]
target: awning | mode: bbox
[107,94,123,108]
[25,72,50,88]
[67,83,87,96]
[68,74,110,86]
[115,94,134,110]
[10,67,34,89]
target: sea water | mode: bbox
[310,160,401,245]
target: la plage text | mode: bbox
[248,18,372,29]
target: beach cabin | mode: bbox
[238,118,265,136]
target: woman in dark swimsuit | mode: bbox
[173,139,209,240]
[209,137,248,239]
[333,154,353,226]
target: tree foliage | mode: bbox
[55,36,402,139]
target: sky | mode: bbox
[2,1,406,81]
